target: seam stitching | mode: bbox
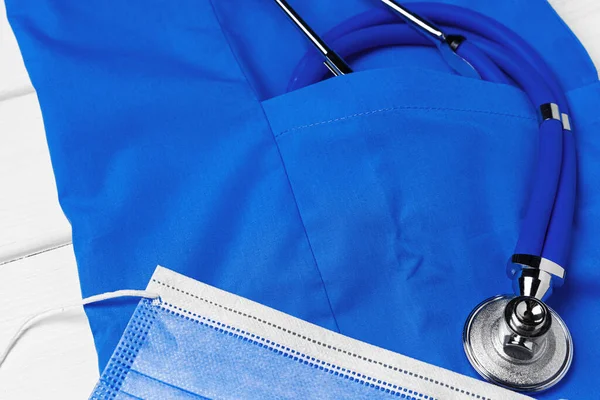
[275,105,536,138]
[206,0,341,334]
[265,117,342,333]
[153,279,492,400]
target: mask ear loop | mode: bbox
[0,289,159,368]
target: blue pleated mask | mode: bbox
[90,266,530,399]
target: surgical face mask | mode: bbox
[88,266,530,399]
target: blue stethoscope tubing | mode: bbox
[288,4,576,270]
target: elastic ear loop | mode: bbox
[0,290,159,368]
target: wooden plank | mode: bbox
[0,245,99,400]
[0,0,33,98]
[0,1,72,263]
[0,93,72,264]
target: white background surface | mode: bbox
[0,1,598,399]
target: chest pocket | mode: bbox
[262,66,539,372]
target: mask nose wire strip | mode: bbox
[290,7,575,268]
[0,289,160,368]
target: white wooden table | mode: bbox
[0,1,598,399]
[0,2,99,398]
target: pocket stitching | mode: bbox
[275,105,536,138]
[206,0,342,334]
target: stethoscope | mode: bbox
[274,0,575,393]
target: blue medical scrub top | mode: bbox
[5,0,600,398]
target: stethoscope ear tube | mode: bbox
[289,7,574,270]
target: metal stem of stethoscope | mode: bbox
[380,0,480,78]
[273,0,353,76]
[381,0,446,42]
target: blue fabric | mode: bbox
[91,299,422,400]
[5,0,600,398]
[293,14,572,265]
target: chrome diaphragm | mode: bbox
[463,295,572,392]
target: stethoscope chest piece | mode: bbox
[463,295,573,392]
